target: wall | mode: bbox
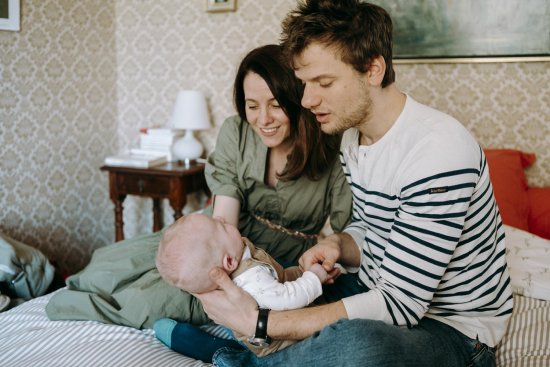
[112,0,301,239]
[396,61,550,186]
[113,1,549,193]
[1,0,548,274]
[0,1,117,274]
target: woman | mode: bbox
[204,44,351,265]
[154,44,352,361]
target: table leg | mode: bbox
[153,198,162,232]
[170,200,185,221]
[169,179,186,222]
[114,195,126,242]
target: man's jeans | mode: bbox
[212,317,496,367]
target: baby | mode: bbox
[155,212,328,359]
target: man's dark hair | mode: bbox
[281,0,395,87]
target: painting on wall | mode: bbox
[0,0,19,31]
[371,0,550,61]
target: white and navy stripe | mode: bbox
[340,96,512,347]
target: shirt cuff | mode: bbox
[342,226,363,273]
[302,271,323,298]
[212,185,242,202]
[342,290,386,320]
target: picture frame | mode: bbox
[206,0,236,13]
[371,0,550,64]
[0,0,20,32]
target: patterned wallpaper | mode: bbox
[0,0,549,275]
[396,62,550,186]
[0,1,118,274]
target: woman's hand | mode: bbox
[194,267,258,336]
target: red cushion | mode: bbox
[484,149,536,231]
[527,187,550,239]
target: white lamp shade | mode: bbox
[170,90,211,130]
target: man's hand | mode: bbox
[194,267,258,336]
[196,267,350,342]
[299,234,342,284]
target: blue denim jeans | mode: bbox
[212,317,496,367]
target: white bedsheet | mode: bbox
[0,291,210,367]
[2,291,548,367]
[504,225,550,301]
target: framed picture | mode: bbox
[206,0,236,13]
[0,0,20,31]
[371,0,550,63]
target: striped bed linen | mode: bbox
[0,291,210,367]
[496,294,550,367]
[0,290,547,366]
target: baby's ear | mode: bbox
[222,254,239,273]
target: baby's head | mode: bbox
[156,213,244,294]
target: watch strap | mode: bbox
[247,308,271,347]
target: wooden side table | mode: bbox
[100,162,210,242]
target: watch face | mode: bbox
[247,337,271,348]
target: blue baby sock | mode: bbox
[154,319,244,363]
[154,318,178,348]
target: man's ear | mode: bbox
[366,55,386,86]
[222,254,239,272]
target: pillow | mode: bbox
[484,149,536,231]
[528,187,550,240]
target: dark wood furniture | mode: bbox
[100,161,210,241]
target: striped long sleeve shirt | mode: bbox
[340,96,513,347]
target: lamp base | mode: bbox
[172,130,203,162]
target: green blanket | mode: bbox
[45,231,209,329]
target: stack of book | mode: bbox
[104,151,167,168]
[135,127,184,162]
[104,127,185,168]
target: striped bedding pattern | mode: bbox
[496,294,550,367]
[0,291,210,367]
[1,291,548,366]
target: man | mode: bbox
[196,1,512,366]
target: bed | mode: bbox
[1,149,549,367]
[1,224,549,367]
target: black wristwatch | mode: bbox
[247,308,272,347]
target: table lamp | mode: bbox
[170,90,211,162]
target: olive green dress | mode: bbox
[204,116,352,264]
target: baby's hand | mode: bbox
[308,263,328,283]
